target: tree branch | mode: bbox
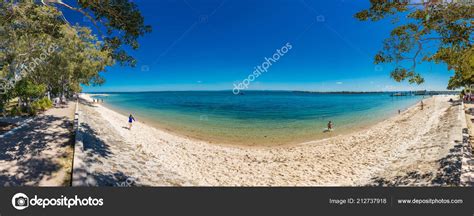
[41,0,103,37]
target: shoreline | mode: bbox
[77,93,463,186]
[89,93,423,147]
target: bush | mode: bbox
[9,106,21,116]
[29,102,40,115]
[29,97,53,115]
[38,97,53,111]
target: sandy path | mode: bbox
[77,95,463,186]
[0,102,75,186]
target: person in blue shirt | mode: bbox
[128,114,136,130]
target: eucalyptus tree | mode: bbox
[32,25,113,97]
[356,0,473,89]
[0,2,64,108]
[0,0,150,113]
[1,0,151,79]
[40,0,152,66]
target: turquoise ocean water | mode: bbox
[91,91,424,145]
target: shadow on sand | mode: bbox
[0,114,74,186]
[368,100,464,186]
[74,101,141,187]
[92,171,137,187]
[80,122,113,159]
[369,140,463,187]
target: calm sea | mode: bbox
[90,91,424,146]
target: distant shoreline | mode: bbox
[85,90,461,94]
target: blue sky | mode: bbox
[74,0,452,92]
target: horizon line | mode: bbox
[83,89,458,94]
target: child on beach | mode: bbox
[327,121,333,131]
[128,114,136,130]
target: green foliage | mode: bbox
[8,79,47,116]
[356,1,473,89]
[29,101,41,115]
[49,0,152,66]
[29,97,53,115]
[32,24,114,96]
[9,106,22,116]
[355,1,409,21]
[14,79,46,101]
[0,1,149,112]
[1,2,62,81]
[5,96,52,116]
[38,97,53,111]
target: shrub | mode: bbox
[29,101,41,115]
[38,97,53,111]
[28,97,53,115]
[9,106,21,116]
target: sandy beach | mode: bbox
[0,102,76,186]
[75,94,464,186]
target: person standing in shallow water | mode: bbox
[327,121,333,131]
[128,114,136,130]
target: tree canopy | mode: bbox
[0,0,150,115]
[43,0,152,66]
[355,0,473,89]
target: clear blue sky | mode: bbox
[74,0,452,92]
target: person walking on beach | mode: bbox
[420,100,424,110]
[128,114,136,130]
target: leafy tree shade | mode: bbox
[1,2,112,90]
[1,0,151,74]
[0,0,148,114]
[42,0,152,66]
[30,24,114,96]
[355,0,473,89]
[13,79,46,105]
[1,2,65,82]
